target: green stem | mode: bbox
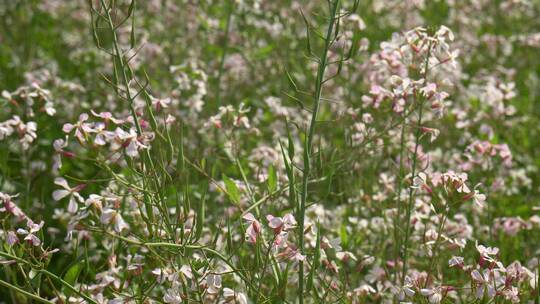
[298,1,340,302]
[0,279,54,304]
[400,42,433,284]
[215,0,234,108]
[393,107,408,285]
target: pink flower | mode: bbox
[276,246,305,262]
[63,113,94,143]
[17,220,44,246]
[242,213,261,244]
[266,213,296,234]
[91,110,124,124]
[0,192,26,219]
[6,231,19,245]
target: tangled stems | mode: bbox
[89,230,269,301]
[0,279,54,304]
[92,0,177,238]
[0,251,98,304]
[400,41,433,285]
[298,1,341,302]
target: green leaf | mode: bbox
[286,121,295,160]
[268,165,277,192]
[63,262,83,298]
[223,174,241,204]
[306,223,321,291]
[193,189,206,242]
[129,1,136,49]
[340,223,348,247]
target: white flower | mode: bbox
[100,208,129,232]
[206,273,222,294]
[52,177,84,213]
[6,231,19,245]
[163,285,182,304]
[448,256,464,268]
[420,287,442,303]
[475,241,499,261]
[223,288,248,304]
[471,269,496,300]
[52,137,69,171]
[16,220,44,246]
[266,213,296,233]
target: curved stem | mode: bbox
[0,279,54,304]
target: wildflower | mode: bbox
[166,114,177,125]
[276,246,305,262]
[242,213,261,244]
[347,14,366,30]
[52,177,85,213]
[353,284,376,296]
[205,273,222,294]
[420,286,443,304]
[471,269,496,300]
[223,288,248,304]
[151,96,171,111]
[93,122,112,146]
[336,251,357,262]
[52,137,73,171]
[421,127,440,143]
[0,192,26,219]
[111,127,150,158]
[392,276,416,300]
[19,120,38,149]
[179,265,193,281]
[91,110,124,124]
[412,172,432,193]
[502,286,520,303]
[321,237,342,251]
[85,194,103,210]
[6,231,19,245]
[266,213,296,234]
[163,284,183,303]
[448,256,464,268]
[63,113,94,143]
[100,208,129,232]
[469,189,486,209]
[17,220,44,246]
[475,241,499,262]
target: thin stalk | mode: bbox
[423,210,449,287]
[215,0,234,108]
[39,269,99,304]
[393,106,408,285]
[298,1,340,302]
[97,0,176,237]
[0,251,98,304]
[97,0,156,237]
[0,279,54,304]
[400,42,433,284]
[89,231,268,301]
